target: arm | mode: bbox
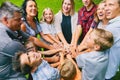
[43,54,60,63]
[74,25,82,46]
[21,23,26,32]
[28,36,53,49]
[57,52,65,70]
[38,48,63,55]
[66,54,82,80]
[40,32,55,44]
[78,27,93,52]
[57,32,69,46]
[50,62,60,68]
[47,34,61,44]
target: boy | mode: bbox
[74,28,113,80]
[12,41,81,80]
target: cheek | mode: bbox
[26,8,31,14]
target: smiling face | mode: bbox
[20,52,42,67]
[7,12,22,31]
[43,8,54,24]
[26,0,38,17]
[97,2,106,20]
[105,0,120,19]
[62,0,72,15]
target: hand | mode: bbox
[66,54,72,60]
[77,44,88,52]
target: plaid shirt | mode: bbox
[77,4,97,40]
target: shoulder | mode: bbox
[55,10,62,18]
[78,6,85,12]
[21,23,26,31]
[2,40,26,55]
[72,12,78,17]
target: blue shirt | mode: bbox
[0,23,26,79]
[31,60,60,80]
[76,51,108,80]
[105,16,120,79]
[23,20,42,36]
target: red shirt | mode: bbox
[78,4,97,41]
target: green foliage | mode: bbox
[1,0,102,19]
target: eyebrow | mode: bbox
[26,52,31,63]
[26,46,35,52]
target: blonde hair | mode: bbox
[61,0,75,16]
[60,59,76,80]
[40,7,54,24]
[92,28,114,51]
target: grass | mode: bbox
[0,0,120,79]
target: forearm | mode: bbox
[28,36,53,49]
[50,62,60,68]
[57,32,68,45]
[48,34,61,44]
[38,48,62,55]
[41,34,55,44]
[44,55,59,63]
[74,25,82,45]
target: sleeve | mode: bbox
[54,12,62,33]
[37,24,42,32]
[2,40,26,56]
[90,20,99,29]
[72,12,78,33]
[40,23,50,34]
[77,9,83,25]
[75,54,86,68]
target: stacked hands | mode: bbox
[49,43,91,62]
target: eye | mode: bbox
[27,52,31,63]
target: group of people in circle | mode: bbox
[0,0,120,80]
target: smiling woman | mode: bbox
[6,0,100,18]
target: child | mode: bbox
[73,28,114,80]
[58,52,81,80]
[25,40,62,64]
[12,51,60,80]
[40,8,62,48]
[12,50,81,80]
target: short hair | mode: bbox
[40,7,54,23]
[92,28,114,51]
[60,59,76,80]
[61,0,75,15]
[0,1,21,19]
[12,52,32,75]
[25,40,37,52]
[105,0,120,6]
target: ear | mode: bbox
[2,16,8,24]
[94,44,100,51]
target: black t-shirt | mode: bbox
[61,14,72,44]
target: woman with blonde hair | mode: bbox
[40,8,62,48]
[54,0,78,50]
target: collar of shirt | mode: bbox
[108,16,120,24]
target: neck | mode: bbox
[26,15,34,22]
[102,19,108,25]
[63,12,70,16]
[86,3,94,11]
